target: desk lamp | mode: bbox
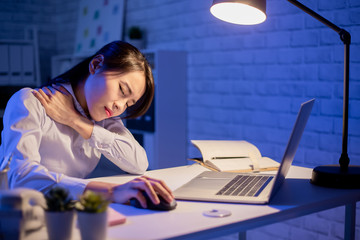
[210,0,360,188]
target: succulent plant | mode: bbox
[128,26,142,39]
[45,186,74,212]
[75,190,110,213]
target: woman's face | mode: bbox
[83,70,146,122]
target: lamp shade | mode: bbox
[210,0,267,25]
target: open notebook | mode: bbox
[174,99,314,204]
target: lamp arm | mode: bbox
[287,0,351,44]
[288,0,351,171]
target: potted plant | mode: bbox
[44,186,75,240]
[127,26,145,49]
[75,190,110,240]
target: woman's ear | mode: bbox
[89,54,104,74]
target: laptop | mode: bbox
[174,99,315,204]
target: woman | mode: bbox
[0,41,173,208]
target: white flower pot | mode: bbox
[77,211,107,240]
[45,210,75,240]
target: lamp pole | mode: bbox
[288,0,351,172]
[340,29,350,172]
[287,0,360,188]
[286,2,350,171]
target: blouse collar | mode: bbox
[61,83,92,120]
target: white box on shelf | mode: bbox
[127,50,187,170]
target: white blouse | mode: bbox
[0,83,148,199]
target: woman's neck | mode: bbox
[73,78,90,117]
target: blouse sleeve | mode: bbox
[2,89,89,199]
[87,118,149,175]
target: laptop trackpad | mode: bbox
[175,171,241,195]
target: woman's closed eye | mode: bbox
[119,83,137,108]
[119,85,125,96]
[119,85,130,108]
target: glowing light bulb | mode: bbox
[210,2,266,25]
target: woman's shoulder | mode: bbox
[10,87,34,99]
[7,87,42,111]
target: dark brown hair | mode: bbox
[50,41,154,119]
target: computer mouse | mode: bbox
[130,191,177,211]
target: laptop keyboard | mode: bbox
[216,175,273,197]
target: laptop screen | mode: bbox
[269,99,314,200]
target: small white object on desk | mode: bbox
[203,209,232,218]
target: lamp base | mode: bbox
[310,165,360,188]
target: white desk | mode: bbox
[29,164,360,240]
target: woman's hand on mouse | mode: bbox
[111,176,174,208]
